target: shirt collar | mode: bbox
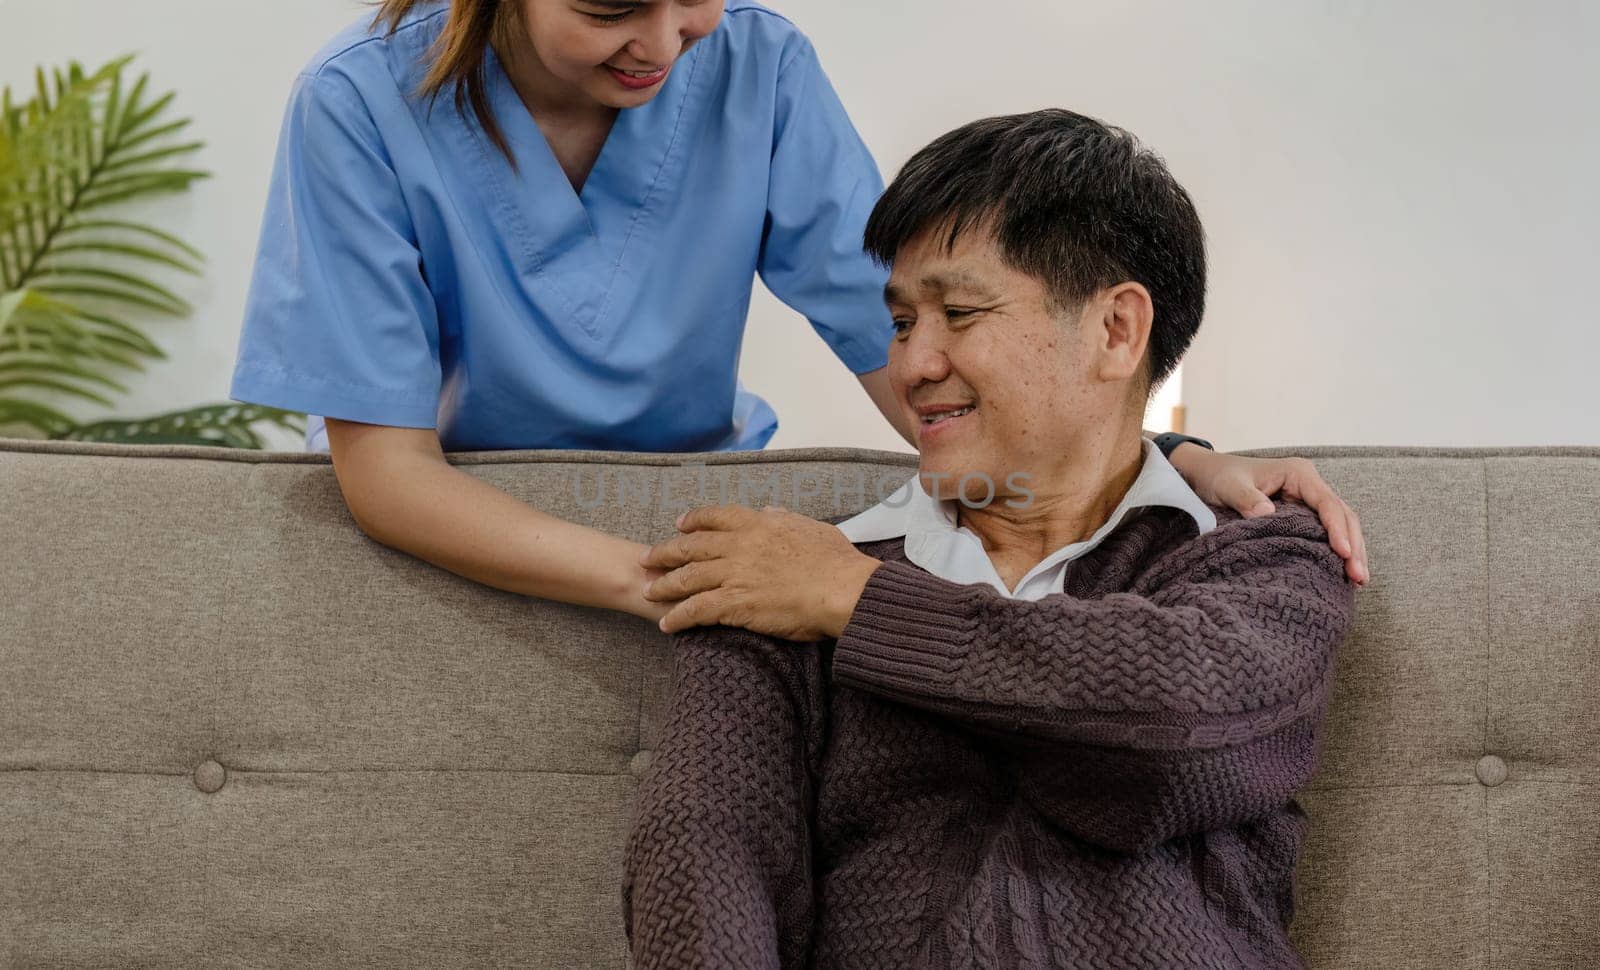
[836,439,1217,597]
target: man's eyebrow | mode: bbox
[922,270,996,295]
[884,272,998,306]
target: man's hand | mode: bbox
[640,505,882,640]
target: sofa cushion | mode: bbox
[2,439,1597,967]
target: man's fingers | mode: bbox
[659,590,734,635]
[645,561,727,604]
[677,504,754,534]
[640,532,727,570]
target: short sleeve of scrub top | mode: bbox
[230,68,443,432]
[757,37,893,376]
[231,2,894,454]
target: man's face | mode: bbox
[885,227,1106,505]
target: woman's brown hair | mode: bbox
[372,0,522,161]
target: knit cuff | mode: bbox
[833,561,979,702]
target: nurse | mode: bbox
[230,0,1369,624]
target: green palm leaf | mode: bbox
[1,56,197,306]
[61,403,305,449]
[0,287,150,412]
[1,57,302,448]
[40,241,201,276]
[56,219,203,260]
[0,398,78,437]
[32,283,186,316]
[0,375,117,407]
[0,351,132,390]
[33,265,190,311]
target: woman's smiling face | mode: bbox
[514,0,725,108]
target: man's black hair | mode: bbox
[864,109,1206,391]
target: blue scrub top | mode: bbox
[230,0,893,453]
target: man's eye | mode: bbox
[891,318,914,335]
[946,307,979,321]
[584,10,631,23]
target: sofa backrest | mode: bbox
[2,440,1597,968]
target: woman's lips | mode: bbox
[607,65,669,90]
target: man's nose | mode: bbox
[893,321,952,386]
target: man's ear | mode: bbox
[1092,282,1154,384]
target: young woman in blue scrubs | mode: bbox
[230,0,1369,624]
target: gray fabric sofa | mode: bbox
[2,438,1597,969]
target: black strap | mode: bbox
[1152,432,1214,458]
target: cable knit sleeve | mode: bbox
[832,507,1355,853]
[623,626,826,969]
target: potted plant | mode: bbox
[1,56,301,448]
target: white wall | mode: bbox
[4,0,1596,452]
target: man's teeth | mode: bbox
[922,406,974,424]
[618,68,662,77]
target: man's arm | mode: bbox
[831,506,1354,853]
[623,627,825,970]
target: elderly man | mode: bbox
[625,109,1356,969]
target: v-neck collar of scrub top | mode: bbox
[448,43,706,344]
[836,439,1218,600]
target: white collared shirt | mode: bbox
[836,439,1217,601]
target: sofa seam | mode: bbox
[213,466,257,753]
[0,437,930,468]
[23,771,1600,786]
[200,464,255,940]
[7,439,1600,466]
[634,639,648,769]
[0,766,640,778]
[1481,456,1494,970]
[1303,780,1490,792]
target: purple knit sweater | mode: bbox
[623,501,1355,969]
